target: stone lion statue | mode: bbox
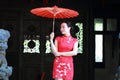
[0,29,12,80]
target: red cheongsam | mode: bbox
[53,35,78,80]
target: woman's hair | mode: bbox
[65,21,72,27]
[62,21,72,28]
[64,21,74,34]
[60,21,76,37]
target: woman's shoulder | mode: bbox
[55,36,62,40]
[56,36,62,38]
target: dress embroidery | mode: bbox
[53,36,77,80]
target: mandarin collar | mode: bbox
[62,35,72,38]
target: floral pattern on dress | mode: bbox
[53,36,78,80]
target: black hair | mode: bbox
[62,21,74,30]
[61,21,76,37]
[65,21,72,27]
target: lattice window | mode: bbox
[23,35,40,53]
[45,39,51,53]
[75,22,83,53]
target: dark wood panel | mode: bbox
[22,66,41,80]
[22,54,42,65]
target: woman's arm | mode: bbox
[50,39,61,56]
[50,32,78,57]
[50,32,61,56]
[50,39,57,54]
[60,41,78,56]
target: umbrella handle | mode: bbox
[52,17,55,32]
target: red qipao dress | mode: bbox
[53,35,78,80]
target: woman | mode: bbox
[50,22,78,80]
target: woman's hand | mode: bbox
[54,52,61,57]
[50,32,55,41]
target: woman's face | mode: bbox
[60,22,71,35]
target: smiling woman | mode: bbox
[50,21,78,80]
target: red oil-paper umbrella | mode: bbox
[30,5,79,32]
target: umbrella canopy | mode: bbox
[30,5,79,32]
